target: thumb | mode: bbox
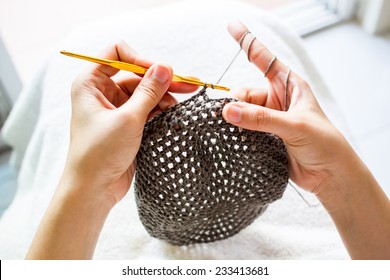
[124,63,172,119]
[222,102,292,139]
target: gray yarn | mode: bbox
[134,87,289,246]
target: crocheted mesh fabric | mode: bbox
[134,88,289,245]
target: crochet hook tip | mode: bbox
[60,50,70,56]
[206,84,230,92]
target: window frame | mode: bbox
[274,0,358,36]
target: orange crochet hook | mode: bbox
[60,51,230,91]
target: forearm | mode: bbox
[26,177,112,259]
[318,149,390,259]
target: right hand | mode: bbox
[64,41,198,208]
[222,20,356,196]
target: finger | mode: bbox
[123,63,173,119]
[116,71,198,98]
[228,20,287,81]
[231,87,268,106]
[118,77,199,94]
[222,101,293,139]
[117,76,198,99]
[168,79,199,93]
[116,76,142,96]
[92,40,154,78]
[147,93,178,120]
[158,93,178,111]
[148,108,163,120]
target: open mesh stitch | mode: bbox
[134,88,289,245]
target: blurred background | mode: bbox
[0,0,389,214]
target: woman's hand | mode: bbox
[223,21,390,259]
[65,41,198,208]
[26,41,198,259]
[222,20,353,196]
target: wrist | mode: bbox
[313,145,390,259]
[59,164,119,210]
[58,174,115,213]
[315,145,365,212]
[27,175,112,259]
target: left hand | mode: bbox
[222,21,348,195]
[63,40,198,208]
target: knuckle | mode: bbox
[71,74,84,90]
[120,110,138,124]
[71,73,90,98]
[234,87,252,101]
[298,79,310,91]
[137,81,161,104]
[239,86,252,94]
[291,115,310,133]
[117,107,144,127]
[251,108,271,128]
[291,73,310,91]
[249,47,266,65]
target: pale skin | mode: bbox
[26,21,390,260]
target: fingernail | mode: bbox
[151,65,170,84]
[227,104,242,123]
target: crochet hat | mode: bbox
[135,88,289,245]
